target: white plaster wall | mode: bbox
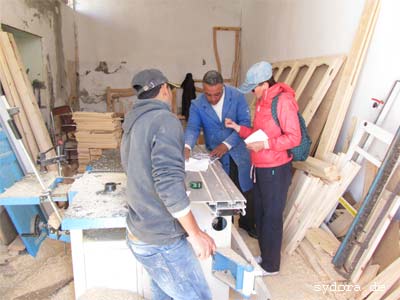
[240,0,364,69]
[240,0,400,200]
[75,0,242,111]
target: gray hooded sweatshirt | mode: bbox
[121,99,189,245]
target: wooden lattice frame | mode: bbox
[272,55,345,125]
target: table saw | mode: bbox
[0,151,271,300]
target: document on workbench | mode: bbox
[185,157,210,172]
[244,129,268,144]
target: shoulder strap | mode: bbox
[271,94,281,127]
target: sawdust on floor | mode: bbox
[1,227,351,300]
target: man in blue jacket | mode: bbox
[184,70,255,237]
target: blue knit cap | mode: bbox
[238,61,273,94]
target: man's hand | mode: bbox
[225,118,240,132]
[187,230,216,260]
[210,143,228,158]
[246,140,268,152]
[178,211,216,260]
[184,147,191,161]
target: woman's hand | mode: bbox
[225,118,240,132]
[246,140,269,152]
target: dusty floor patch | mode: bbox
[1,228,350,300]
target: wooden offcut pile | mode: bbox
[72,112,122,172]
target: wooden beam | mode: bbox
[350,192,400,283]
[212,27,222,73]
[292,156,340,182]
[0,32,55,165]
[305,227,340,257]
[213,26,241,31]
[0,41,38,159]
[316,0,381,158]
[357,257,400,300]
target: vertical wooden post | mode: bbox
[316,0,381,158]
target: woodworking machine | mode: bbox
[0,95,270,299]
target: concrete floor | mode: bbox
[0,227,350,300]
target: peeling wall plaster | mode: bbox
[75,0,241,112]
[0,0,77,117]
[22,0,69,106]
[78,59,131,111]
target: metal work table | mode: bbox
[62,156,250,299]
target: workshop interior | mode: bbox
[0,1,400,300]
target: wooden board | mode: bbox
[305,227,340,257]
[307,64,344,155]
[0,32,55,165]
[292,156,340,182]
[0,36,38,159]
[371,221,400,271]
[357,257,400,300]
[316,0,381,158]
[349,191,400,283]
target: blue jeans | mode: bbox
[127,236,212,300]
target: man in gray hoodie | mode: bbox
[121,68,215,300]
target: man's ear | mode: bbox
[161,83,169,95]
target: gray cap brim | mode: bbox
[238,80,257,94]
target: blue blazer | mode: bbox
[184,85,253,192]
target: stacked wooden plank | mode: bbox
[0,32,55,168]
[283,153,361,255]
[292,156,340,182]
[72,112,122,172]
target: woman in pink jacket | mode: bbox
[226,61,301,276]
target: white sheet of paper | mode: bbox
[185,157,210,172]
[244,129,268,144]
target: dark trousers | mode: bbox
[229,157,255,231]
[254,162,292,272]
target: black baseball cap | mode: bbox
[131,69,180,96]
